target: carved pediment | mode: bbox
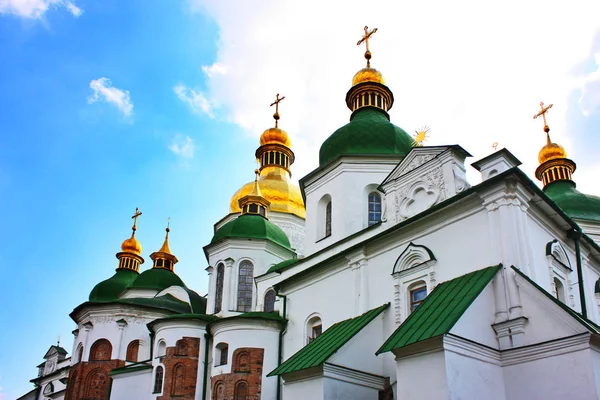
[381,147,449,187]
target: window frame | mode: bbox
[153,365,164,394]
[325,201,332,237]
[263,288,276,313]
[214,263,225,314]
[409,284,427,313]
[237,260,254,312]
[368,192,382,226]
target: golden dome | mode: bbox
[260,127,291,148]
[538,140,567,164]
[121,234,142,255]
[352,67,385,86]
[230,167,305,219]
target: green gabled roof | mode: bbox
[319,107,414,167]
[268,304,389,377]
[267,258,300,274]
[511,266,600,333]
[377,265,501,354]
[211,214,291,250]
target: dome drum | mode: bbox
[116,252,144,272]
[256,144,295,176]
[535,158,576,188]
[346,81,394,113]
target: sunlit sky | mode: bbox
[1,0,599,398]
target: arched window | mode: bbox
[263,289,276,312]
[554,277,566,302]
[157,340,167,358]
[213,381,225,400]
[171,364,185,396]
[153,366,164,394]
[216,343,228,366]
[84,368,109,399]
[306,315,323,344]
[325,201,332,237]
[215,263,225,314]
[175,339,188,356]
[89,339,112,361]
[234,351,250,372]
[368,192,382,226]
[409,282,427,312]
[126,340,139,362]
[237,261,254,312]
[234,380,249,400]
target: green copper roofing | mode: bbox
[268,304,388,376]
[267,258,300,274]
[184,288,207,314]
[511,266,600,333]
[319,107,414,167]
[89,268,139,302]
[377,266,501,354]
[544,181,600,222]
[211,214,291,249]
[110,363,152,376]
[117,294,192,314]
[130,268,185,291]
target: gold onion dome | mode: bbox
[260,127,291,147]
[121,235,142,255]
[538,138,567,164]
[352,67,385,86]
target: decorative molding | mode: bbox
[492,316,528,350]
[392,242,436,274]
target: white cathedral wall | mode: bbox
[323,375,380,400]
[302,158,399,256]
[110,369,152,400]
[395,351,448,400]
[210,319,280,400]
[444,351,506,400]
[503,348,599,400]
[283,376,323,400]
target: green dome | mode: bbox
[212,214,291,249]
[130,268,185,291]
[89,269,139,302]
[545,181,600,222]
[319,107,414,167]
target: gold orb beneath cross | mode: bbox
[538,141,567,164]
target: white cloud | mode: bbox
[0,0,82,18]
[202,63,228,78]
[187,0,600,194]
[174,83,213,117]
[88,78,133,117]
[169,135,195,159]
[579,53,600,117]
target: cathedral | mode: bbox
[19,28,600,400]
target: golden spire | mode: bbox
[270,93,285,128]
[158,218,172,254]
[249,169,262,197]
[150,218,178,270]
[239,168,271,218]
[357,25,378,68]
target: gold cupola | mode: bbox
[239,170,271,218]
[116,208,144,272]
[533,102,576,188]
[347,26,394,113]
[150,220,178,271]
[230,94,306,218]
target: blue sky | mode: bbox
[1,0,600,398]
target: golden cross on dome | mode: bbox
[270,93,285,128]
[131,207,142,232]
[357,25,378,67]
[533,102,553,133]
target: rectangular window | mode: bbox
[312,324,322,338]
[410,286,427,312]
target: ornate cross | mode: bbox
[131,207,142,232]
[270,93,285,128]
[357,25,378,67]
[533,102,553,133]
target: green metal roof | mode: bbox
[130,268,185,291]
[377,265,501,354]
[89,268,139,302]
[268,304,389,376]
[110,363,153,376]
[266,258,300,274]
[319,107,414,167]
[211,214,291,250]
[544,181,600,222]
[511,266,600,333]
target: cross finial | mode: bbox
[533,102,553,134]
[492,142,499,151]
[357,25,378,67]
[131,207,142,234]
[270,93,285,128]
